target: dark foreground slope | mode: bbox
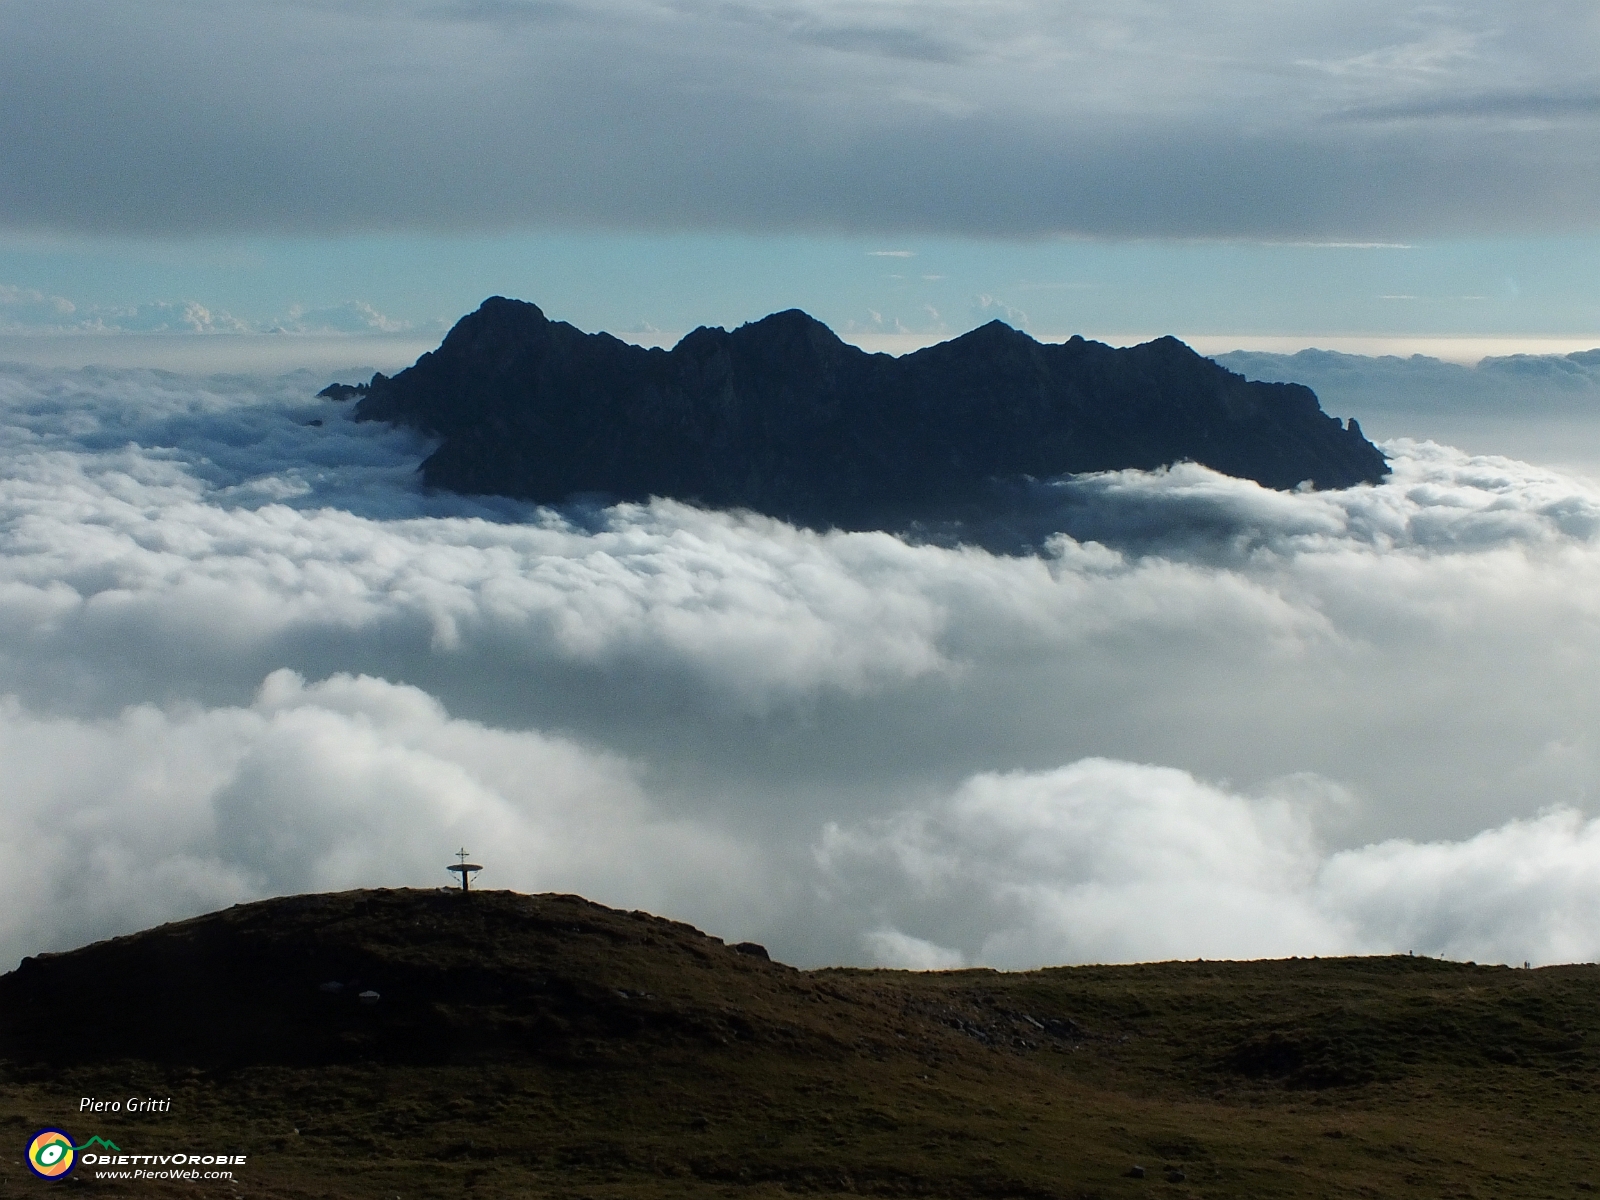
[348,299,1387,530]
[3,890,1598,1199]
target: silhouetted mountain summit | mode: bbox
[351,298,1388,530]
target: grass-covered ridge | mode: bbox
[2,888,1596,1197]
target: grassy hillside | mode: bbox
[2,888,1597,1198]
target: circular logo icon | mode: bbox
[27,1129,76,1179]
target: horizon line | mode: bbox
[3,329,1599,372]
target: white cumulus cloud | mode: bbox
[819,760,1600,969]
[0,670,757,968]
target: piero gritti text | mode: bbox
[80,1096,172,1114]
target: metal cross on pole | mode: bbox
[447,847,483,892]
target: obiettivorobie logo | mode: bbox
[25,1129,246,1182]
[26,1130,119,1180]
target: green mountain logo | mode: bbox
[72,1136,121,1152]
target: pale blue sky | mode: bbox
[5,230,1599,347]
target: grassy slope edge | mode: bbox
[1,888,1596,1198]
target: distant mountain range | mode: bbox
[340,298,1388,531]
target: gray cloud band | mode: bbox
[4,360,1600,970]
[3,0,1599,237]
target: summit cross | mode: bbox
[447,848,483,892]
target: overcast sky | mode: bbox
[2,1,1599,343]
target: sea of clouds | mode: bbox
[6,353,1600,971]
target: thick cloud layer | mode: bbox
[4,2,1600,238]
[8,678,1600,974]
[6,360,1600,969]
[821,761,1600,969]
[0,670,757,968]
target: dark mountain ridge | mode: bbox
[347,298,1387,531]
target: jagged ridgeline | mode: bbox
[340,298,1387,529]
